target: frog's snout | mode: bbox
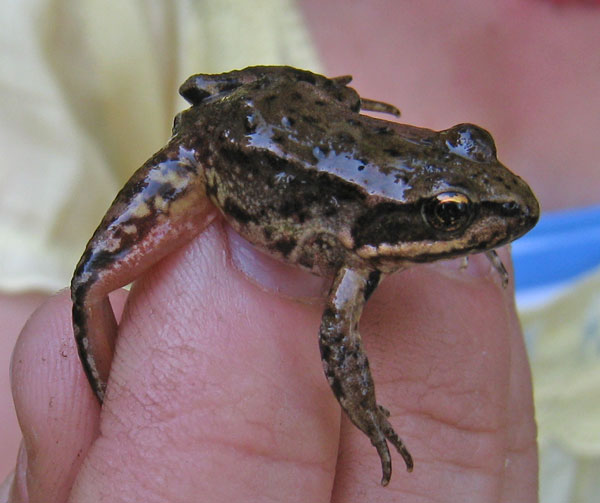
[523,195,540,230]
[500,183,540,239]
[522,182,540,225]
[525,195,540,224]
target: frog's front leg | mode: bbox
[319,267,413,486]
[71,140,217,402]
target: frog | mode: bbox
[70,65,539,486]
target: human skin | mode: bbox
[5,0,600,499]
[4,224,536,502]
[0,293,47,480]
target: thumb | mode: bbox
[9,290,127,502]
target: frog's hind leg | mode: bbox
[71,141,216,402]
[319,267,413,486]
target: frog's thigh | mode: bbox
[72,172,216,401]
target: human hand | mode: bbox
[4,224,537,502]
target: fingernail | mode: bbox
[226,227,329,300]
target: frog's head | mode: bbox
[351,123,540,266]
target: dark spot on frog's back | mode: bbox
[384,147,403,157]
[272,134,286,145]
[302,114,319,125]
[394,173,407,184]
[336,131,356,145]
[349,98,361,112]
[220,148,259,176]
[293,70,317,85]
[298,254,315,270]
[323,203,338,217]
[224,198,257,224]
[314,144,330,156]
[262,227,273,241]
[278,198,303,218]
[273,237,297,257]
[375,126,393,136]
[244,116,257,134]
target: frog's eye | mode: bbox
[422,192,473,232]
[444,124,497,163]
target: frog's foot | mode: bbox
[342,399,413,485]
[485,250,509,287]
[319,267,413,486]
[71,139,216,402]
[367,407,414,486]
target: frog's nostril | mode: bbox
[518,200,540,230]
[502,201,520,215]
[529,202,541,224]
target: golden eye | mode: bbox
[422,192,473,232]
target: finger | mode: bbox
[499,287,538,501]
[0,443,26,503]
[69,224,341,502]
[0,468,15,503]
[10,289,124,503]
[0,291,48,480]
[332,251,535,501]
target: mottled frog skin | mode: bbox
[71,66,539,486]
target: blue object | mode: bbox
[512,204,600,306]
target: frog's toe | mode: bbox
[378,404,391,417]
[380,413,413,472]
[372,434,393,486]
[370,407,413,485]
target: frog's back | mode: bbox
[174,66,538,275]
[177,69,381,273]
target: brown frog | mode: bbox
[71,66,539,486]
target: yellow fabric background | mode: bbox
[521,268,600,502]
[0,0,320,291]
